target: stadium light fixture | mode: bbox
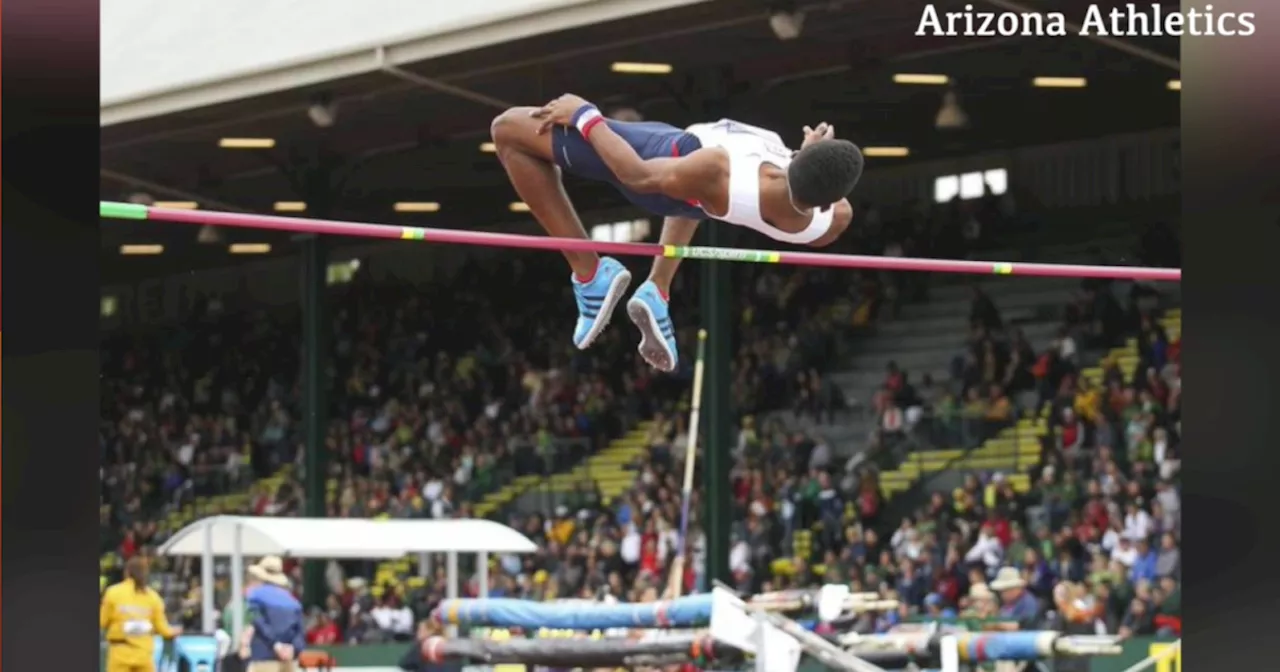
[611,62,673,75]
[480,142,497,153]
[509,201,531,212]
[197,225,222,244]
[935,89,969,130]
[1033,76,1087,88]
[219,137,277,149]
[230,243,272,254]
[308,93,337,128]
[152,201,199,209]
[862,147,910,158]
[768,7,805,40]
[120,244,164,255]
[394,202,441,213]
[273,201,306,212]
[894,73,949,85]
[1167,79,1181,91]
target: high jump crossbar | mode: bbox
[100,201,1182,282]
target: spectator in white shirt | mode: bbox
[729,538,751,575]
[1110,536,1139,567]
[421,476,444,502]
[1100,520,1123,554]
[176,438,196,466]
[430,485,454,519]
[965,525,1004,573]
[1154,480,1181,530]
[1123,500,1154,541]
[620,526,642,566]
[809,438,832,471]
[890,518,916,555]
[370,597,415,641]
[1059,331,1078,364]
[1152,427,1180,480]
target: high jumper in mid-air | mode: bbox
[490,93,863,372]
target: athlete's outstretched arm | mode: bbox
[808,198,853,248]
[532,94,711,200]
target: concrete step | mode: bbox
[854,321,1061,357]
[841,350,956,377]
[901,288,1070,320]
[870,308,1037,337]
[970,235,1139,261]
[831,367,951,396]
[926,276,1083,303]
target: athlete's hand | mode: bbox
[801,122,834,148]
[532,94,592,134]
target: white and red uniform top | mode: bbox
[685,119,836,245]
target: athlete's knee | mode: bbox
[490,107,539,149]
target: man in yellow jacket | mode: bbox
[101,557,182,672]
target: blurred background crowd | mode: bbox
[100,185,1181,647]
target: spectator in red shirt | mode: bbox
[638,537,660,578]
[307,612,340,645]
[984,510,1012,547]
[884,361,904,393]
[119,530,137,560]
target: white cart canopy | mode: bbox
[158,515,537,558]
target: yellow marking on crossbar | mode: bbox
[993,263,1014,275]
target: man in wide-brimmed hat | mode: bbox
[248,556,292,587]
[991,566,1042,629]
[241,556,307,672]
[963,582,998,619]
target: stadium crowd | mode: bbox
[98,235,881,637]
[473,278,1181,642]
[100,190,1182,647]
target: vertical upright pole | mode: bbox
[301,234,328,608]
[201,525,215,633]
[478,552,490,598]
[446,551,459,638]
[698,69,734,588]
[230,524,244,644]
[700,223,732,587]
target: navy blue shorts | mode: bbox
[552,120,705,220]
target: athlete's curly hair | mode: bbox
[787,139,864,207]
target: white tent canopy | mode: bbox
[158,516,536,637]
[158,515,537,558]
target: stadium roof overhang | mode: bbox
[101,0,710,126]
[100,0,1180,282]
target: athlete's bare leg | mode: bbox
[646,216,701,296]
[490,107,598,279]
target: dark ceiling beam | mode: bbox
[979,0,1180,70]
[99,169,251,212]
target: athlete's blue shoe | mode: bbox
[626,281,679,372]
[572,257,632,349]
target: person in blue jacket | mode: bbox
[242,556,307,672]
